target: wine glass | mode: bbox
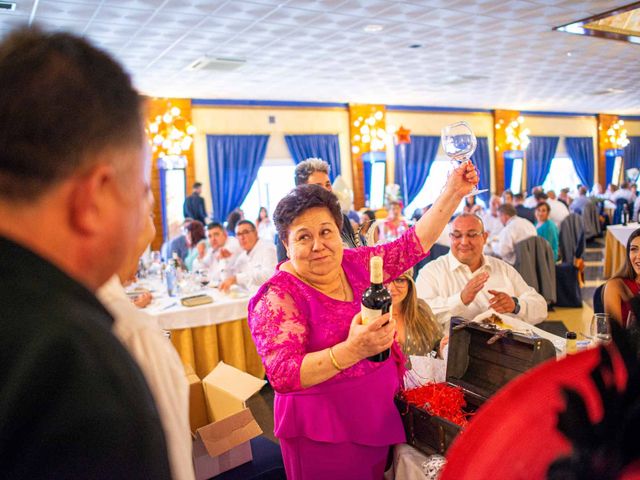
[441,121,486,197]
[196,269,210,289]
[590,313,612,344]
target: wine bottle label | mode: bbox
[361,304,392,325]
[361,305,381,325]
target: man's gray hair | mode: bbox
[294,157,330,186]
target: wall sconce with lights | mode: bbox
[607,119,630,149]
[148,105,196,159]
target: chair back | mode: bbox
[559,213,585,262]
[514,236,557,304]
[581,201,601,240]
[593,283,605,314]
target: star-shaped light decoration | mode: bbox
[396,125,411,145]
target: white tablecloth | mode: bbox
[607,222,640,247]
[140,280,250,330]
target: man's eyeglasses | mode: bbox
[449,231,484,240]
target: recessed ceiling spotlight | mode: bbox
[363,24,384,33]
[566,51,573,57]
[409,44,422,49]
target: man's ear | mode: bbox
[68,163,117,236]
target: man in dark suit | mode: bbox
[0,28,171,479]
[514,193,536,224]
[183,181,207,224]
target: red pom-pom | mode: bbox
[402,383,471,427]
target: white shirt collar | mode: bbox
[447,251,492,273]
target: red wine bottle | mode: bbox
[361,256,392,362]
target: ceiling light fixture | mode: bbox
[363,24,384,33]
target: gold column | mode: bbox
[143,98,194,251]
[493,109,521,193]
[597,113,619,186]
[348,104,386,209]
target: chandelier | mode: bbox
[607,119,629,148]
[147,105,196,158]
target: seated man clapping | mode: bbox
[416,214,547,328]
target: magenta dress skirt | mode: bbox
[275,355,406,480]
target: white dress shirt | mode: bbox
[610,188,635,204]
[208,236,243,283]
[523,196,538,208]
[481,211,504,239]
[492,215,537,265]
[416,253,547,328]
[234,238,278,292]
[547,198,570,228]
[97,276,194,480]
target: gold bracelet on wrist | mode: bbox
[329,346,344,371]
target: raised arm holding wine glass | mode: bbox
[247,162,478,480]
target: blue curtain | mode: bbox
[284,134,341,181]
[526,136,559,191]
[206,135,269,222]
[470,137,490,202]
[565,137,595,188]
[395,136,440,205]
[625,136,640,169]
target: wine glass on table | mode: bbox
[590,313,612,345]
[196,269,210,289]
[441,121,486,197]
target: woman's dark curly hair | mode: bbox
[186,220,206,246]
[274,184,343,245]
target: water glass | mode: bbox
[590,313,612,344]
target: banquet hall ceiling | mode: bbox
[2,0,639,114]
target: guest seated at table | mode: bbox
[417,214,547,328]
[388,269,444,366]
[219,220,277,293]
[610,181,635,204]
[97,196,193,480]
[481,195,504,240]
[462,195,483,215]
[162,218,192,262]
[502,189,514,205]
[604,228,640,327]
[190,239,209,273]
[379,200,409,242]
[256,206,276,242]
[491,203,537,265]
[523,186,542,208]
[206,221,242,283]
[543,191,570,229]
[514,193,536,224]
[558,187,572,208]
[359,209,380,246]
[535,202,559,261]
[184,220,206,271]
[569,186,590,214]
[225,208,244,237]
[248,162,478,480]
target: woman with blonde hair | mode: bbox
[388,269,443,364]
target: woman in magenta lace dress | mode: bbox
[604,227,640,326]
[248,163,478,480]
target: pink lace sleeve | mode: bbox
[249,283,308,393]
[353,227,427,282]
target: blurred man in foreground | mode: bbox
[0,28,170,478]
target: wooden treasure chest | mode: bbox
[396,316,557,454]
